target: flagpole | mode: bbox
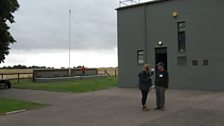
[68,9,71,76]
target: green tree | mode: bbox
[0,0,19,63]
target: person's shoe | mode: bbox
[161,108,165,111]
[142,106,150,111]
[154,107,161,110]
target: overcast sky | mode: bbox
[1,0,151,68]
[10,0,118,51]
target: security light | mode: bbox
[158,41,163,46]
[172,11,178,18]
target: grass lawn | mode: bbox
[0,97,44,115]
[12,78,118,93]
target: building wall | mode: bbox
[33,69,98,79]
[117,0,224,90]
[117,6,146,87]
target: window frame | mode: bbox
[177,21,186,53]
[137,50,144,65]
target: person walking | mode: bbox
[154,62,169,111]
[138,64,154,111]
[80,65,86,76]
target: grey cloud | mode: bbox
[10,0,117,51]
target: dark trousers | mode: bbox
[155,86,166,108]
[141,90,149,106]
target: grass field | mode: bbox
[0,69,33,74]
[0,97,44,115]
[12,78,118,93]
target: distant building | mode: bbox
[116,0,224,90]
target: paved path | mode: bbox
[0,88,224,126]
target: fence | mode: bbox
[0,73,33,83]
[0,68,118,83]
[97,68,118,77]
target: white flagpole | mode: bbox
[68,9,71,76]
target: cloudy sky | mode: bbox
[1,0,151,68]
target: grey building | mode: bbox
[116,0,224,90]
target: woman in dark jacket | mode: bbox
[138,64,154,111]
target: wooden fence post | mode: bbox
[18,73,20,84]
[32,72,35,82]
[115,70,117,77]
[104,70,111,78]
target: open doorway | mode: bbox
[155,47,168,72]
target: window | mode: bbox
[178,22,185,32]
[177,21,186,52]
[192,60,198,66]
[177,56,187,66]
[203,60,208,66]
[137,50,144,64]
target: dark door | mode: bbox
[155,47,168,71]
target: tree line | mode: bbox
[0,65,50,69]
[0,65,85,69]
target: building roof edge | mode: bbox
[116,0,171,11]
